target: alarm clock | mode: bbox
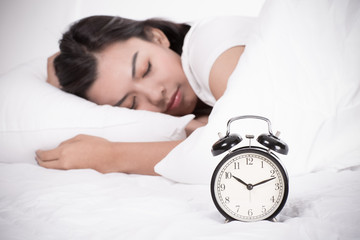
[210,115,289,222]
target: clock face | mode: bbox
[211,147,288,222]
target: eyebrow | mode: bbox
[132,51,139,79]
[114,51,138,107]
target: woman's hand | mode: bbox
[36,134,118,173]
[185,115,208,136]
[36,135,182,175]
[46,52,61,88]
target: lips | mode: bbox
[166,87,181,113]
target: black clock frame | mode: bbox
[210,146,289,222]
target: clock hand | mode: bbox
[253,177,276,187]
[232,175,248,187]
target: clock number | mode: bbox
[225,172,232,179]
[270,170,276,178]
[261,161,264,168]
[220,184,226,191]
[225,196,230,204]
[248,209,253,216]
[270,196,275,203]
[275,183,280,190]
[234,162,240,169]
[246,157,253,165]
[262,206,266,214]
[235,205,240,213]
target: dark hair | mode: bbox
[54,15,191,99]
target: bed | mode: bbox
[1,0,360,239]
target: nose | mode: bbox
[137,82,166,106]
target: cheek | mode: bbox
[157,48,183,76]
[137,101,162,113]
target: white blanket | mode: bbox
[1,163,359,239]
[155,0,360,184]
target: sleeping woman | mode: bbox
[36,15,255,175]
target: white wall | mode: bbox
[0,0,265,74]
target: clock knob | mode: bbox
[211,134,242,156]
[257,132,289,155]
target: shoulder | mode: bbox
[186,16,256,40]
[183,15,256,72]
[181,16,257,106]
[184,16,256,50]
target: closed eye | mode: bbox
[130,96,137,109]
[142,61,152,78]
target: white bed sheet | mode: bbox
[1,163,359,240]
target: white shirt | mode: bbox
[181,16,256,106]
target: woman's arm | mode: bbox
[36,134,182,175]
[209,45,245,100]
[35,117,204,174]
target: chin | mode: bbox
[169,107,192,117]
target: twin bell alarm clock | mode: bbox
[210,115,289,222]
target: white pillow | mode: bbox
[155,0,360,184]
[0,57,193,164]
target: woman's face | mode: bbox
[87,32,197,116]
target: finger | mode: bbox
[36,147,62,161]
[36,157,64,170]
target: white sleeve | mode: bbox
[181,16,256,106]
